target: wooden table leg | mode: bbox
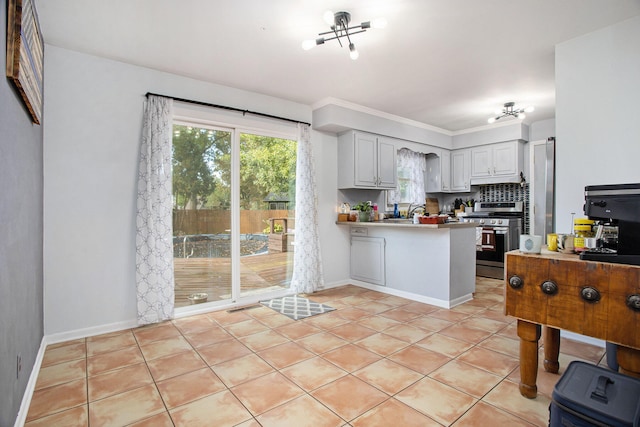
[543,326,560,374]
[617,346,640,379]
[517,319,541,398]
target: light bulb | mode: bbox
[323,10,335,25]
[349,43,359,60]
[524,106,535,113]
[302,39,316,51]
[371,18,388,29]
[517,113,526,120]
[488,117,496,124]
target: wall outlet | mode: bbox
[17,353,22,379]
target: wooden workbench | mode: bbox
[505,249,640,398]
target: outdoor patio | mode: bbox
[174,251,293,307]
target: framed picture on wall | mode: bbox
[6,0,44,125]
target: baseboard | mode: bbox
[344,280,467,309]
[561,331,605,348]
[14,337,47,427]
[45,318,140,345]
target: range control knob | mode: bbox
[509,275,524,289]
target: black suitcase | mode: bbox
[550,361,640,427]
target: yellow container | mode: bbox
[573,221,594,252]
[547,233,558,251]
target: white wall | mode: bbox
[555,16,640,233]
[43,46,348,336]
[529,119,555,141]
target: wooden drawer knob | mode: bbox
[627,294,640,312]
[540,281,558,295]
[581,286,601,303]
[509,275,524,289]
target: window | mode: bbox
[387,148,427,208]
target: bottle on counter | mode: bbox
[393,203,399,218]
[373,203,379,221]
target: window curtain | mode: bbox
[388,148,427,204]
[135,95,175,325]
[290,123,324,294]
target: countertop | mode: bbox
[336,220,477,229]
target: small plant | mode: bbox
[353,201,373,222]
[353,201,373,212]
[263,221,284,234]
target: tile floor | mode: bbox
[25,277,608,426]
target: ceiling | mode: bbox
[34,0,640,132]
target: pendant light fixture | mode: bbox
[488,102,535,123]
[302,11,387,60]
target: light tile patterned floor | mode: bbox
[25,278,608,426]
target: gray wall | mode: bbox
[0,0,45,424]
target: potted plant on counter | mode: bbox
[353,201,373,222]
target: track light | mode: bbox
[488,102,534,123]
[302,11,385,60]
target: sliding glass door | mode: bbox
[171,122,295,308]
[239,132,296,299]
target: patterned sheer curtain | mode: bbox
[290,123,324,294]
[135,95,175,325]
[388,148,427,204]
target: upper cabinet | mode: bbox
[338,131,397,189]
[450,148,471,192]
[426,151,450,193]
[470,140,524,185]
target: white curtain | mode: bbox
[388,148,427,204]
[135,95,175,325]
[290,123,324,294]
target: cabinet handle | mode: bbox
[627,294,640,312]
[540,280,558,295]
[581,286,601,303]
[508,275,524,289]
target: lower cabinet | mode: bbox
[350,236,386,286]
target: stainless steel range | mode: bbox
[462,201,524,279]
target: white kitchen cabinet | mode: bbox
[350,235,385,286]
[338,131,397,189]
[450,149,471,192]
[470,140,524,184]
[425,151,450,192]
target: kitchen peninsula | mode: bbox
[338,220,477,308]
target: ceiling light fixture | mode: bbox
[488,102,535,124]
[302,11,386,60]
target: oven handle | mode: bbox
[479,226,509,235]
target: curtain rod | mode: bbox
[145,92,311,126]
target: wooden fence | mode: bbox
[173,209,295,235]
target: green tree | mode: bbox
[172,125,230,209]
[239,134,296,210]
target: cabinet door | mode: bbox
[377,139,397,188]
[441,150,451,191]
[492,141,518,176]
[350,236,385,285]
[451,149,470,191]
[354,133,378,187]
[470,146,492,178]
[425,155,441,193]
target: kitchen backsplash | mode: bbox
[479,183,530,234]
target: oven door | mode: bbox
[476,226,510,267]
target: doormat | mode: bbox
[260,296,335,321]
